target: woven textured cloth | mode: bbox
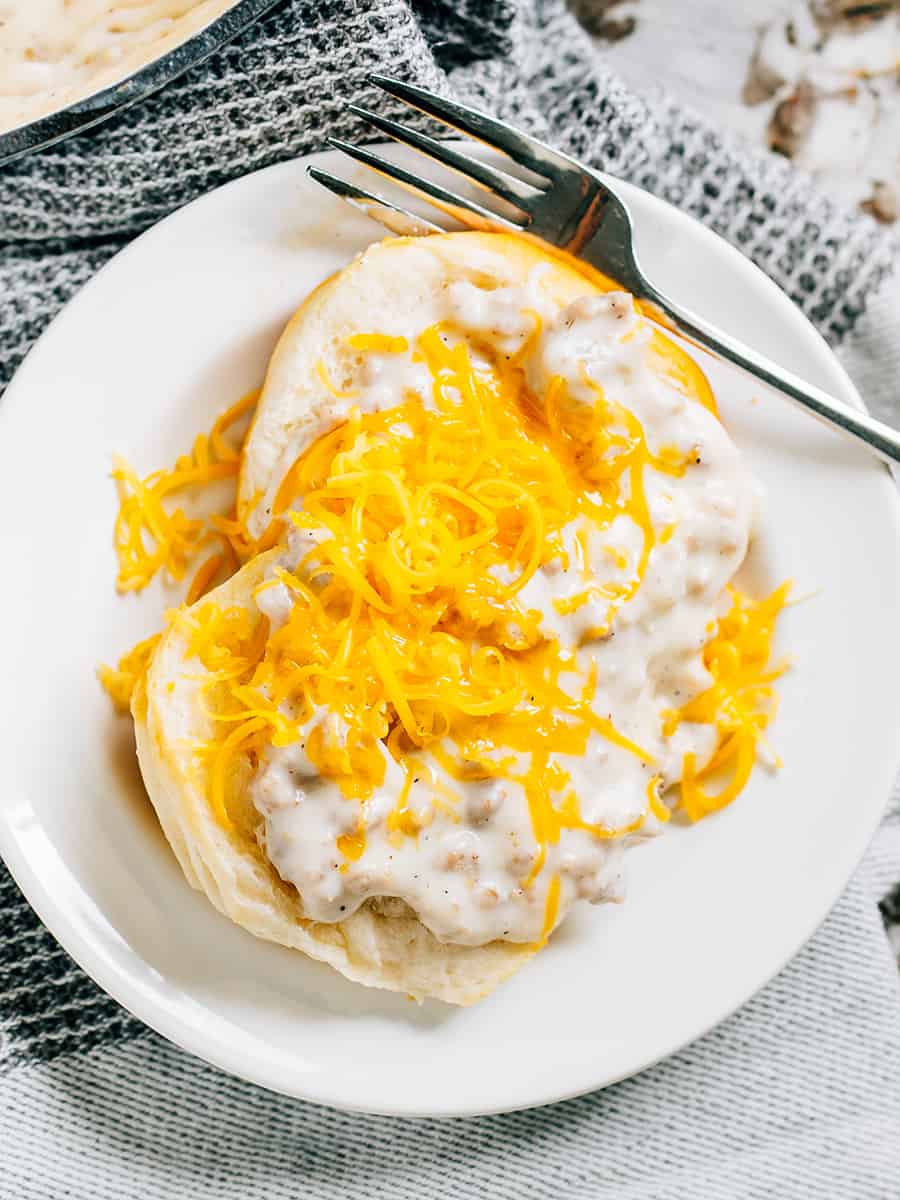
[2,1,900,1194]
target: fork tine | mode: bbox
[346,104,540,212]
[306,166,444,237]
[326,138,526,234]
[368,74,582,186]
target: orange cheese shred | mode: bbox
[346,333,409,354]
[534,874,561,949]
[97,634,161,714]
[110,388,259,594]
[666,583,791,821]
[102,391,260,712]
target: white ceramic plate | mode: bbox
[1,146,898,1118]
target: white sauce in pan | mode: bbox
[0,0,239,133]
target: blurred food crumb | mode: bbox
[570,0,638,41]
[574,0,899,224]
[746,2,899,222]
[861,179,899,222]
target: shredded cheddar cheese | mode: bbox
[346,333,409,354]
[97,633,161,714]
[100,391,262,716]
[665,583,790,821]
[110,389,258,595]
[102,300,788,943]
[315,360,359,400]
[184,323,674,864]
[535,873,561,948]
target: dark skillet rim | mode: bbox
[0,0,284,168]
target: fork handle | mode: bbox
[641,288,900,467]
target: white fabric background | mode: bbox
[1,1,898,1195]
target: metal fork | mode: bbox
[307,74,900,468]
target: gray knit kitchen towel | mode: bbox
[2,2,900,1196]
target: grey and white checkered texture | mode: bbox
[2,1,899,1195]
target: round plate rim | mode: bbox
[0,147,898,1117]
